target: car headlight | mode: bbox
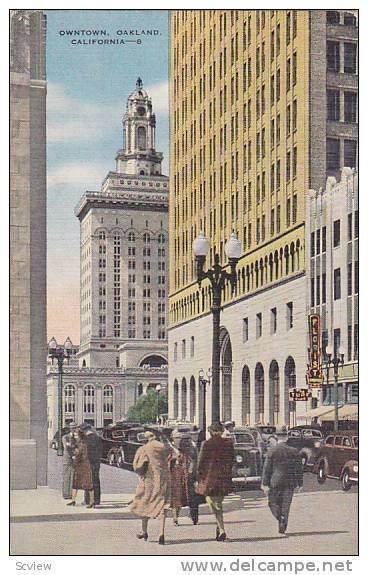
[353,465,358,473]
[235,455,243,464]
[314,441,321,448]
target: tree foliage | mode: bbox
[126,389,168,424]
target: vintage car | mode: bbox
[287,425,324,469]
[230,427,263,487]
[316,430,358,491]
[115,427,148,469]
[100,421,141,464]
[256,425,277,442]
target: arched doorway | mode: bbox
[181,377,187,421]
[220,328,232,421]
[173,379,179,419]
[242,365,251,425]
[189,376,196,422]
[269,360,280,425]
[255,363,265,423]
[285,356,296,427]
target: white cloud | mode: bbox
[48,160,110,189]
[47,80,169,144]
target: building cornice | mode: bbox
[75,189,168,220]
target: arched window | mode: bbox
[269,360,280,425]
[189,376,196,422]
[173,379,179,419]
[143,232,151,244]
[181,378,187,421]
[137,126,147,150]
[255,363,265,423]
[103,385,113,414]
[242,366,251,425]
[83,385,95,414]
[64,385,75,414]
[128,231,135,242]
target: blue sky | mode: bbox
[46,10,169,343]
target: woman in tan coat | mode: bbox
[130,431,172,544]
[66,429,94,508]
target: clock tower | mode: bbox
[116,77,163,176]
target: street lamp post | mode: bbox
[199,368,212,436]
[155,384,162,423]
[48,337,73,456]
[193,232,242,424]
[325,344,345,432]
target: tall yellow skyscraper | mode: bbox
[168,10,358,428]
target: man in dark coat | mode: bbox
[82,424,103,507]
[196,422,234,541]
[62,422,77,499]
[261,436,303,534]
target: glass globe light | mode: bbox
[225,232,242,260]
[193,231,210,257]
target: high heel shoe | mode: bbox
[136,532,148,541]
[158,535,165,545]
[66,501,75,506]
[217,532,227,542]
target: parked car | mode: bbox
[316,431,358,491]
[116,427,148,469]
[100,421,140,464]
[287,425,324,469]
[230,427,263,487]
[245,426,268,458]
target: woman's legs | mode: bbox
[172,507,181,524]
[142,517,149,534]
[160,509,167,537]
[87,489,94,507]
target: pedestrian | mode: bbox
[130,430,173,545]
[170,432,199,526]
[261,436,303,534]
[222,420,235,439]
[196,422,234,542]
[82,424,103,507]
[62,422,77,500]
[66,429,94,508]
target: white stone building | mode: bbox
[47,79,169,437]
[168,272,309,429]
[306,168,358,416]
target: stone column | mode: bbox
[77,385,84,425]
[96,386,103,428]
[249,369,257,425]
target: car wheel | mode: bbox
[108,451,116,466]
[342,470,352,491]
[317,462,327,484]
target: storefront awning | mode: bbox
[320,404,358,421]
[305,405,335,418]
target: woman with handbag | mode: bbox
[66,429,94,508]
[130,431,173,545]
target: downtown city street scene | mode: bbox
[10,9,358,557]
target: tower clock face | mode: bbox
[137,107,145,116]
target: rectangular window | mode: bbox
[354,260,359,294]
[316,275,320,306]
[271,307,277,334]
[334,268,341,300]
[327,90,340,121]
[348,213,352,241]
[243,317,249,342]
[322,273,326,304]
[327,41,340,72]
[327,138,340,170]
[354,210,359,238]
[333,219,340,247]
[286,302,293,329]
[322,226,327,253]
[190,336,195,357]
[292,52,297,85]
[293,146,297,178]
[348,263,352,296]
[286,198,291,227]
[311,279,315,307]
[347,325,352,361]
[182,339,186,359]
[344,42,357,73]
[276,205,281,233]
[256,313,262,338]
[271,208,275,236]
[344,92,357,122]
[292,194,297,224]
[311,232,315,257]
[344,139,357,168]
[333,328,341,358]
[354,324,358,359]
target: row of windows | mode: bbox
[326,41,357,74]
[98,328,167,340]
[326,138,357,171]
[64,384,113,414]
[242,302,293,341]
[311,262,358,306]
[173,336,195,361]
[97,231,167,243]
[327,90,357,123]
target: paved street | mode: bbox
[10,449,358,556]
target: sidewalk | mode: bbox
[10,487,243,523]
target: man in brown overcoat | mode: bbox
[196,422,234,541]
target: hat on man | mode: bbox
[224,420,235,428]
[209,422,224,433]
[79,423,91,431]
[68,422,77,429]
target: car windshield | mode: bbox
[289,430,301,438]
[233,432,255,444]
[302,429,322,438]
